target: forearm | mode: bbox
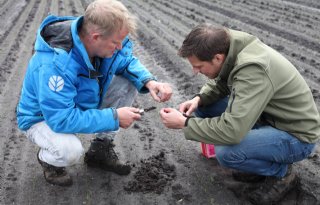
[43,107,119,133]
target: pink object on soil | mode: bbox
[200,143,216,158]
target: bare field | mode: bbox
[0,0,319,204]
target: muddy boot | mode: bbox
[232,170,266,183]
[84,138,131,175]
[37,152,73,186]
[225,179,262,199]
[248,165,298,205]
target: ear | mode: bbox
[91,32,100,41]
[214,54,226,63]
[215,53,226,62]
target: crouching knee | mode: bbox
[214,145,244,169]
[214,145,228,167]
[62,137,84,166]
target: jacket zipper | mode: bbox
[100,38,131,95]
[229,88,236,112]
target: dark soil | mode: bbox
[124,151,176,194]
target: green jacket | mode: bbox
[183,29,320,144]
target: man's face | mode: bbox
[93,27,129,58]
[187,55,224,79]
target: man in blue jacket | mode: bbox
[16,0,172,186]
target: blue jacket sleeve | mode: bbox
[38,65,120,134]
[114,39,156,93]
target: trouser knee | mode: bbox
[61,139,84,166]
[214,145,244,169]
[214,145,228,167]
[102,76,137,108]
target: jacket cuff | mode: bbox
[192,94,204,107]
[111,107,118,120]
[139,76,157,93]
[184,116,195,127]
[142,76,157,85]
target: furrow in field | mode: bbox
[124,0,320,106]
[163,0,320,67]
[209,0,320,41]
[80,0,90,10]
[71,0,85,15]
[125,0,186,50]
[66,0,83,16]
[123,0,205,99]
[185,0,320,53]
[0,0,48,92]
[58,0,65,16]
[48,0,59,15]
[0,0,44,93]
[0,0,51,204]
[0,0,28,52]
[0,1,26,38]
[0,0,8,8]
[284,0,320,9]
[161,0,320,97]
[164,0,320,68]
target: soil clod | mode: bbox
[124,151,176,194]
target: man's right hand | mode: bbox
[179,96,201,116]
[117,107,141,128]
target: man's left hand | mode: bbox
[145,80,172,102]
[159,108,186,129]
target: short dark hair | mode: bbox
[178,23,230,61]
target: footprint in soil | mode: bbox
[124,151,176,194]
[171,183,192,202]
[133,122,155,149]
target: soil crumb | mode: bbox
[124,151,176,194]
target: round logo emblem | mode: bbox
[48,75,64,92]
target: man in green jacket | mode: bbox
[159,24,320,204]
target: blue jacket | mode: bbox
[17,15,156,133]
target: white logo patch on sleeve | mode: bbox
[48,75,64,92]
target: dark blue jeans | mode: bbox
[195,97,315,178]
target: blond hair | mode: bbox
[82,0,136,36]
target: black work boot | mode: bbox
[227,171,266,199]
[248,165,298,205]
[232,170,266,183]
[84,138,131,175]
[37,151,73,186]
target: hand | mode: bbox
[179,96,201,116]
[145,80,172,102]
[117,107,141,128]
[159,108,186,129]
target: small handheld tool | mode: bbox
[138,106,156,114]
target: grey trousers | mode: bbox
[96,75,138,140]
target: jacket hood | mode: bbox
[34,15,77,53]
[218,29,258,80]
[34,15,95,70]
[34,15,132,72]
